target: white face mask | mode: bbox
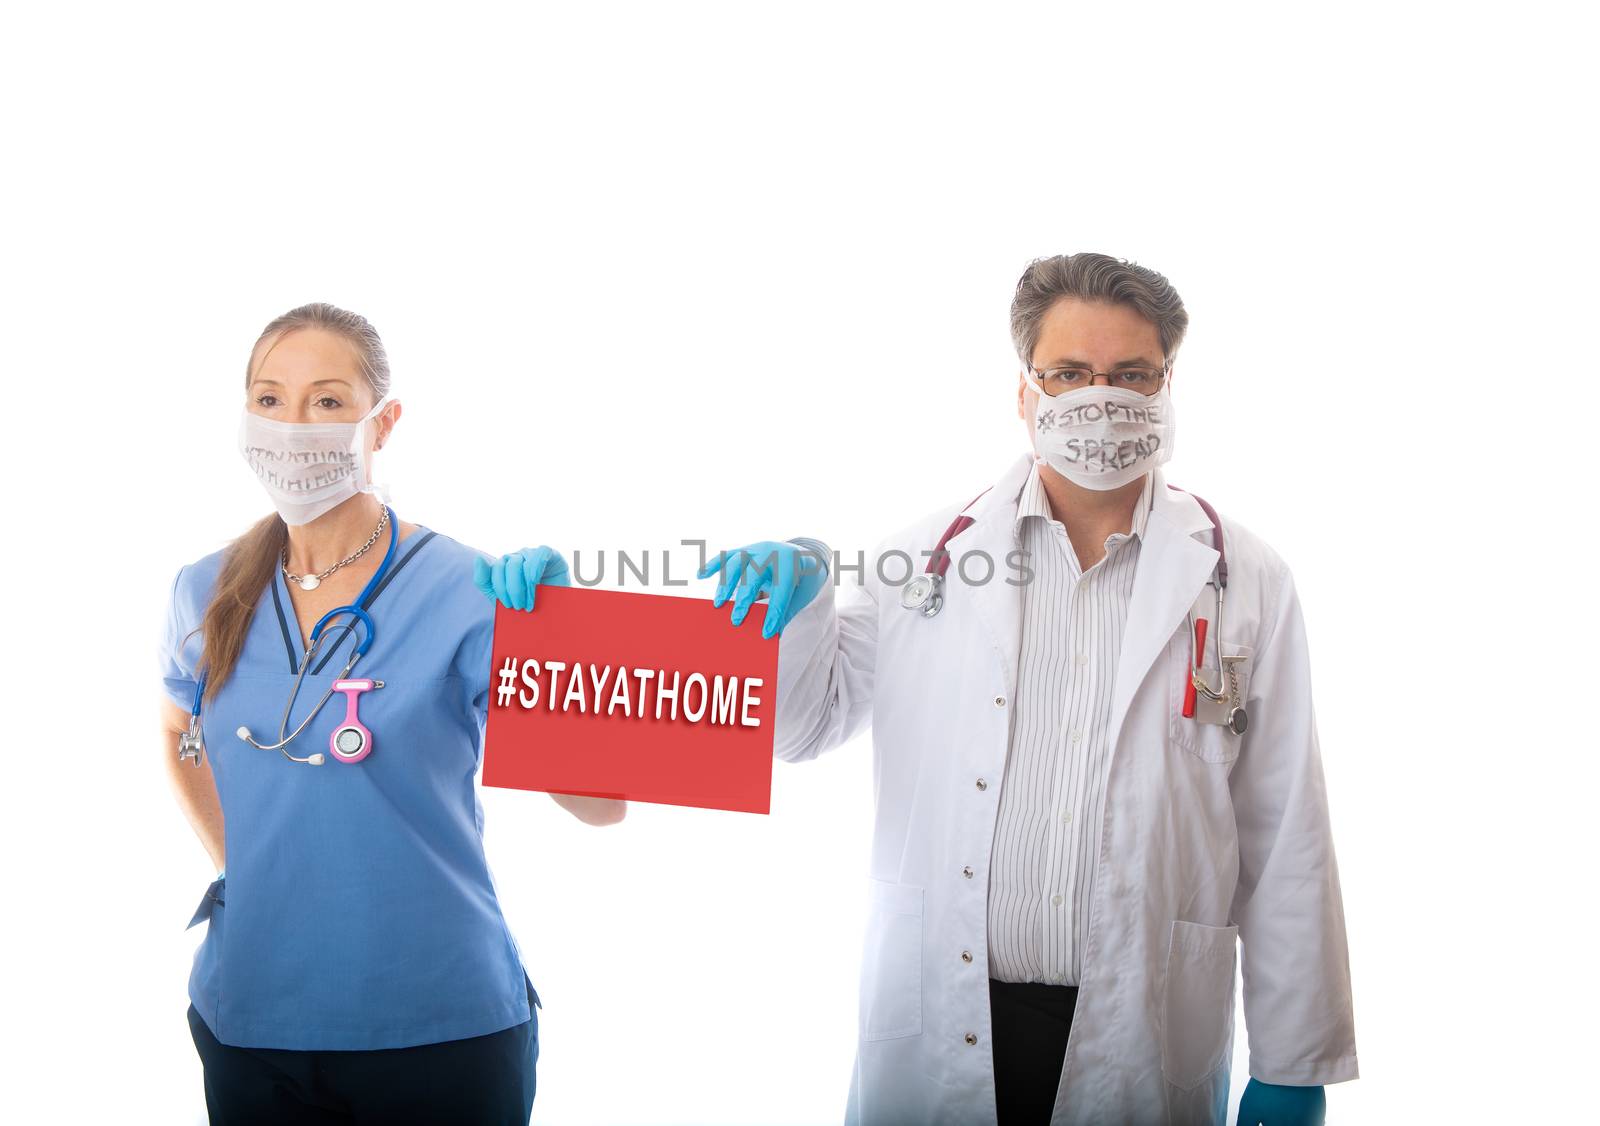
[1023,374,1175,491]
[237,398,390,526]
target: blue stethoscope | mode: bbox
[177,508,397,768]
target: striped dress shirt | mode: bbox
[985,464,1153,986]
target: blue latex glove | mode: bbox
[696,539,829,639]
[474,546,572,611]
[1236,1080,1326,1126]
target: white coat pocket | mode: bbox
[1160,919,1239,1090]
[860,879,923,1041]
[1170,641,1254,765]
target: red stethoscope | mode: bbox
[1176,491,1249,735]
[899,483,1248,734]
[897,491,986,619]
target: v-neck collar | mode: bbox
[269,524,439,674]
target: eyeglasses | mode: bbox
[1028,362,1170,397]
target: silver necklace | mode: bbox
[283,507,389,592]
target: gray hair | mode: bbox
[1009,253,1188,366]
[247,302,392,400]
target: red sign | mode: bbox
[483,585,779,814]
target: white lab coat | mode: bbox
[774,454,1357,1126]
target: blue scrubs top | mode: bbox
[160,523,539,1050]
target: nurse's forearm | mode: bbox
[161,716,226,871]
[549,793,627,826]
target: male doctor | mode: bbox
[701,254,1358,1125]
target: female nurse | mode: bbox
[158,302,622,1125]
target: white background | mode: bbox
[2,2,1595,1123]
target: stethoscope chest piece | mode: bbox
[1191,655,1249,735]
[900,573,945,618]
[178,715,205,766]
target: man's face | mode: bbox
[1016,297,1168,426]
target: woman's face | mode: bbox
[246,327,399,453]
[248,327,375,422]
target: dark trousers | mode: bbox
[187,998,538,1126]
[989,978,1079,1126]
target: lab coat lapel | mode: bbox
[945,458,1218,744]
[1105,471,1219,756]
[952,455,1034,696]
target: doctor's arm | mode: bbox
[1229,564,1358,1091]
[160,697,225,874]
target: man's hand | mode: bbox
[697,540,828,639]
[1237,1079,1326,1125]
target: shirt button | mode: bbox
[965,1033,978,1046]
[975,778,988,791]
[1074,653,1088,666]
[962,866,974,879]
[1062,812,1073,824]
[1051,894,1064,906]
[1071,730,1083,744]
[994,695,1006,708]
[961,950,973,964]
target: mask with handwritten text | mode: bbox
[236,398,388,525]
[1024,378,1176,491]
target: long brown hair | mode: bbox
[198,303,392,702]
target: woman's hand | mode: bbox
[161,698,225,873]
[472,548,620,824]
[474,546,571,611]
[549,793,627,826]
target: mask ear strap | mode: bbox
[359,396,393,491]
[366,395,393,448]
